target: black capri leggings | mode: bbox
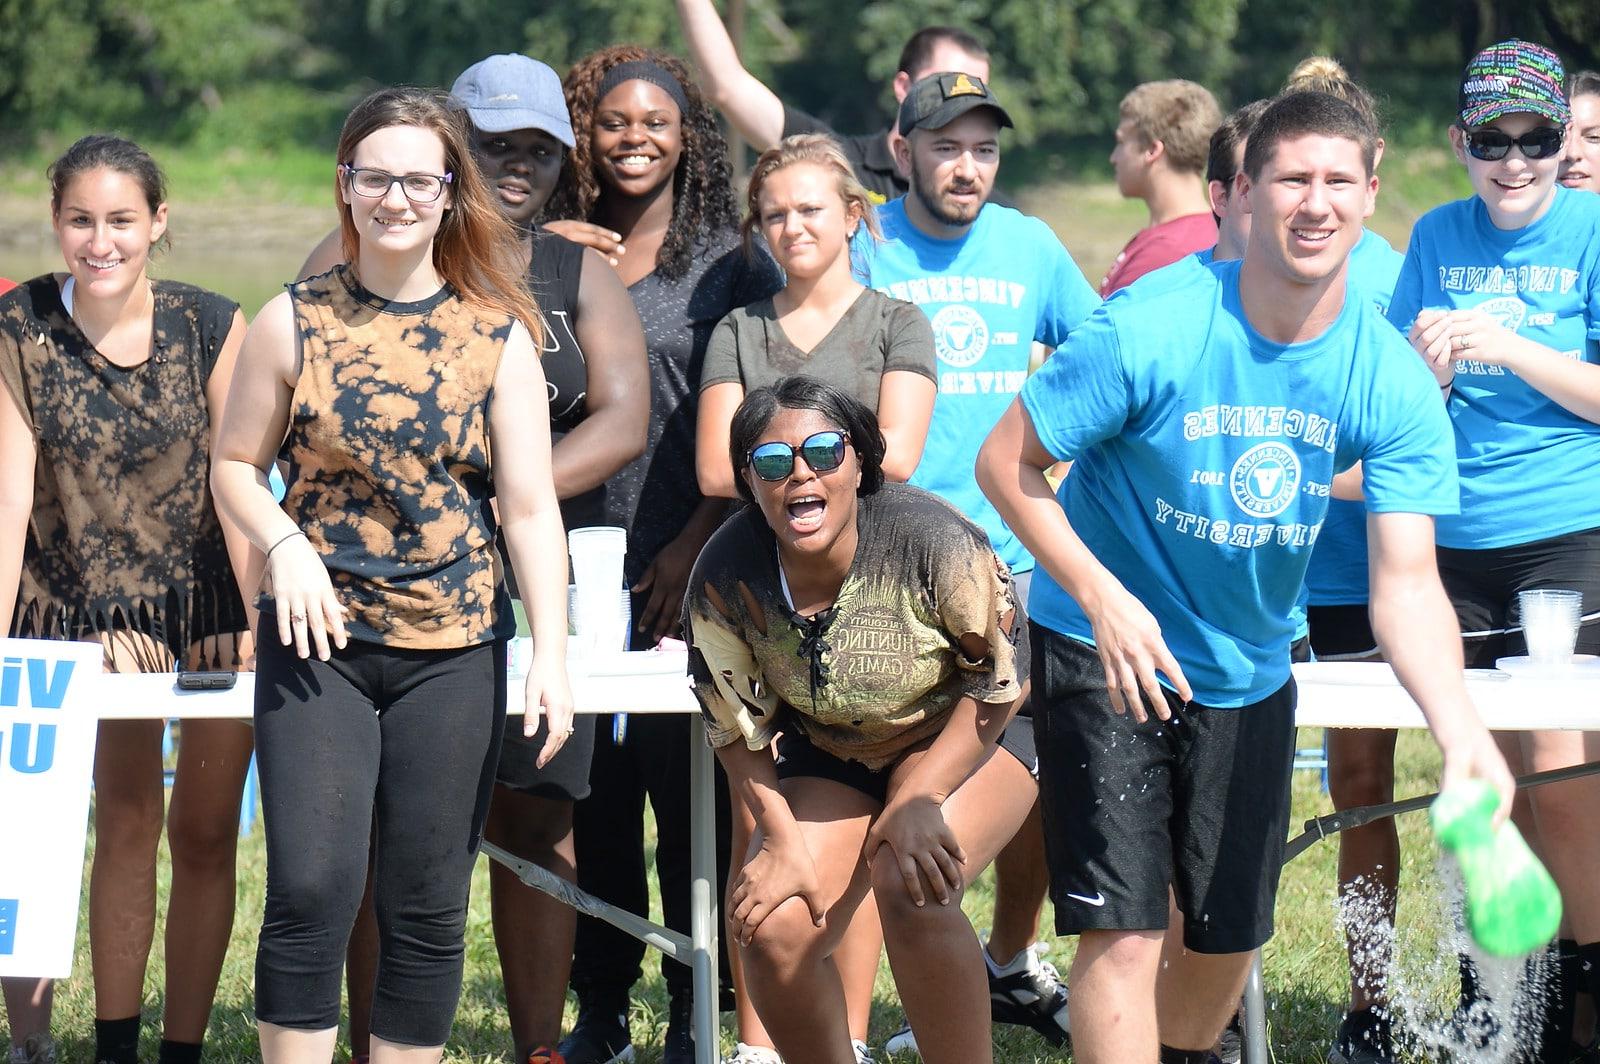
[252,634,505,1046]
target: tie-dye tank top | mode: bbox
[281,265,516,648]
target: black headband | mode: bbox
[597,59,691,117]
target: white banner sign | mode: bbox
[0,638,103,977]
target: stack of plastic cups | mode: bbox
[567,526,628,659]
[1517,589,1583,667]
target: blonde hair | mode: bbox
[1118,80,1222,175]
[1284,57,1381,132]
[741,134,883,259]
[334,87,539,339]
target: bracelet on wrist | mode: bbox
[266,530,307,560]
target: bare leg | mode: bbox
[257,1020,338,1063]
[162,717,254,1042]
[89,717,166,1020]
[727,789,775,1050]
[1068,930,1164,1064]
[2,977,54,1048]
[738,778,879,1064]
[986,799,1049,963]
[1326,727,1399,1013]
[833,889,882,1044]
[878,745,1037,1064]
[485,786,579,1054]
[1154,939,1255,1050]
[1523,730,1600,944]
[369,1035,442,1063]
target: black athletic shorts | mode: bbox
[1030,626,1297,955]
[773,713,1038,806]
[1307,604,1379,660]
[495,710,596,801]
[1437,526,1600,669]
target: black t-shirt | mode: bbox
[605,229,783,584]
[525,229,606,532]
[782,105,903,203]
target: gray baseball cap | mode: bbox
[452,53,575,148]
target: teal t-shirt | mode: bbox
[1022,260,1458,706]
[1387,186,1600,550]
[857,199,1100,572]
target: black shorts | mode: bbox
[773,713,1038,806]
[1307,604,1378,660]
[495,712,596,801]
[1030,627,1296,954]
[1437,526,1600,668]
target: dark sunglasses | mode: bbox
[1463,126,1565,162]
[748,430,850,482]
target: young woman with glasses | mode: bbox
[211,86,573,1064]
[682,376,1037,1064]
[1388,40,1600,1045]
[0,135,255,1064]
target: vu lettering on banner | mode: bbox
[0,638,103,977]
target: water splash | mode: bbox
[1334,861,1552,1063]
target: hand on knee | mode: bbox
[742,895,832,976]
[868,850,962,926]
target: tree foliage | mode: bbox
[1,0,1592,159]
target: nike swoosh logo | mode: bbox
[1066,891,1106,907]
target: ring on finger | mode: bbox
[290,612,307,623]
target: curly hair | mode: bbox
[548,45,740,281]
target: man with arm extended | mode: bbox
[976,90,1513,1064]
[676,0,988,201]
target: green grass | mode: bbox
[18,728,1465,1063]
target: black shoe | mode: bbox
[558,1001,635,1064]
[986,942,1071,1047]
[1329,1007,1396,1064]
[662,995,694,1064]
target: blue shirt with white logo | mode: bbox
[1387,186,1600,550]
[1022,260,1457,706]
[1307,227,1407,607]
[858,199,1099,572]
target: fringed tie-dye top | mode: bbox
[0,276,247,667]
[280,266,516,649]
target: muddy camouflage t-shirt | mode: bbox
[281,266,516,648]
[684,482,1025,770]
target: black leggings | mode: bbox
[252,635,505,1046]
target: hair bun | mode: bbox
[1287,56,1349,85]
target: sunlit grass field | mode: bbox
[11,728,1466,1063]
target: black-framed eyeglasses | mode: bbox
[1463,126,1565,162]
[747,431,850,482]
[339,164,454,203]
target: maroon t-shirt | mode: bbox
[1098,212,1218,297]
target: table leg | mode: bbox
[689,713,720,1064]
[1242,949,1268,1064]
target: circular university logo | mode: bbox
[1229,442,1301,518]
[930,304,989,368]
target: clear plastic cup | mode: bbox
[568,527,627,655]
[1517,589,1583,666]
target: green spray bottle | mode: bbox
[1431,779,1562,957]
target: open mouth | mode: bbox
[373,215,416,230]
[1491,174,1535,193]
[612,154,658,175]
[785,494,826,534]
[1560,169,1591,187]
[1290,226,1335,247]
[497,179,532,203]
[82,256,123,273]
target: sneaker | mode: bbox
[662,995,694,1064]
[557,1002,636,1064]
[723,1045,782,1064]
[1328,1007,1396,1064]
[526,1048,569,1064]
[985,940,1071,1047]
[852,1039,876,1064]
[10,1035,57,1064]
[1212,1010,1242,1064]
[883,1024,918,1058]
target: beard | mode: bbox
[909,161,987,227]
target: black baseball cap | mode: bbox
[897,72,1015,136]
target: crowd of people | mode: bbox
[2,11,1599,1064]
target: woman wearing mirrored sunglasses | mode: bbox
[1388,39,1600,1024]
[682,376,1037,1064]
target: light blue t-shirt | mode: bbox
[1022,259,1458,707]
[857,199,1099,572]
[1307,227,1408,607]
[1387,186,1600,550]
